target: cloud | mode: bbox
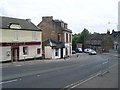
[0,0,119,33]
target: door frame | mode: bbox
[11,46,19,62]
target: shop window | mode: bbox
[55,48,59,56]
[32,32,37,40]
[23,46,28,55]
[37,48,41,54]
[13,31,18,41]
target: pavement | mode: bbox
[103,50,119,57]
[0,54,78,68]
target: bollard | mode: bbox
[24,56,25,64]
[107,58,110,73]
[77,54,79,57]
[64,55,66,60]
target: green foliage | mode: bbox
[72,28,90,50]
[72,34,79,50]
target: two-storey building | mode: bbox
[0,16,42,62]
[38,16,72,59]
[85,33,113,52]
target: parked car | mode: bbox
[89,50,97,55]
[84,48,92,53]
[72,50,76,54]
[75,48,83,53]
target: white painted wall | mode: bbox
[45,46,52,58]
[0,46,11,62]
[52,48,61,59]
[65,43,72,56]
[1,29,42,43]
[45,47,61,59]
[0,30,2,62]
[19,45,42,60]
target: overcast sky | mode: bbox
[0,0,119,34]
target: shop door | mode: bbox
[11,47,19,62]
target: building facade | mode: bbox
[111,30,120,51]
[85,33,114,52]
[0,16,42,62]
[38,16,72,59]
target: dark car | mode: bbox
[72,50,76,54]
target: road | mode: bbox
[1,53,118,88]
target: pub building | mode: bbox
[0,16,42,62]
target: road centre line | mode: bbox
[102,61,108,64]
[0,79,18,85]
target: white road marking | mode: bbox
[37,75,40,77]
[70,72,101,89]
[64,72,101,89]
[64,63,118,90]
[0,79,18,85]
[102,61,108,64]
[15,65,22,67]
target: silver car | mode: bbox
[89,50,97,55]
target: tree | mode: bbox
[78,28,90,51]
[72,34,79,50]
[72,28,90,50]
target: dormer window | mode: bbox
[64,24,67,29]
[61,23,64,28]
[9,23,21,29]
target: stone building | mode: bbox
[38,16,72,59]
[85,33,114,52]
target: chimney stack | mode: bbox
[42,16,53,21]
[26,19,31,22]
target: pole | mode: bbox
[24,56,25,63]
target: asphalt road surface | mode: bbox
[1,53,118,88]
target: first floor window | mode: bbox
[55,48,59,56]
[37,48,41,54]
[23,46,28,55]
[13,31,18,41]
[32,32,36,40]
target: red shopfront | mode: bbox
[0,42,41,62]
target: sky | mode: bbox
[0,0,119,34]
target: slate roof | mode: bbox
[43,39,65,48]
[86,34,104,41]
[53,19,72,33]
[111,31,120,37]
[0,16,41,31]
